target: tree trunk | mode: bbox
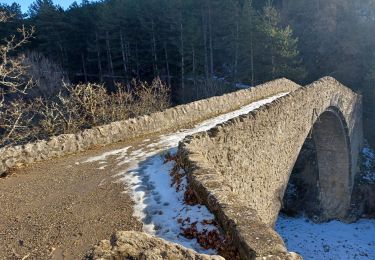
[192,44,197,98]
[249,1,255,86]
[105,31,114,77]
[95,32,103,82]
[208,0,214,78]
[57,34,67,69]
[233,11,239,86]
[81,53,88,83]
[120,31,128,78]
[180,22,185,97]
[151,19,158,77]
[201,5,209,84]
[164,42,171,88]
[126,42,131,79]
[271,54,276,79]
[135,43,140,79]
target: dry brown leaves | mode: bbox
[164,154,240,259]
[184,186,199,205]
[179,216,240,259]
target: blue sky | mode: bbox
[0,0,88,13]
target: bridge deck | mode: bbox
[0,93,287,259]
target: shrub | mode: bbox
[0,77,170,147]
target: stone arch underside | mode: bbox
[180,77,363,258]
[284,107,351,221]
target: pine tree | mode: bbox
[257,2,306,82]
[28,1,68,67]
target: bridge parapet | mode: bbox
[180,77,363,259]
[0,79,298,176]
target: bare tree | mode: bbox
[0,12,34,103]
[0,11,35,145]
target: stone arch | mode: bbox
[181,77,363,257]
[285,106,352,221]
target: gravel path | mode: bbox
[0,141,144,259]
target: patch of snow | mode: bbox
[276,215,375,260]
[155,92,289,149]
[83,146,131,163]
[124,149,218,253]
[117,147,221,254]
[361,145,375,183]
[235,82,252,89]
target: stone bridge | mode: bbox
[180,77,362,258]
[0,77,363,259]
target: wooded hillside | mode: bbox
[1,0,375,146]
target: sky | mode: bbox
[0,0,87,13]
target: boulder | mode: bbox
[88,231,224,260]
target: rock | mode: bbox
[255,252,302,260]
[88,231,224,260]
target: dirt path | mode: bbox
[0,93,288,260]
[0,140,145,260]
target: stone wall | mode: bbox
[179,77,363,259]
[0,78,299,175]
[90,231,301,260]
[89,231,224,260]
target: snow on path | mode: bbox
[81,92,288,253]
[276,215,375,260]
[83,146,131,163]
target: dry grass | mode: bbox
[0,77,170,147]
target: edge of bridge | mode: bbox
[0,78,299,175]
